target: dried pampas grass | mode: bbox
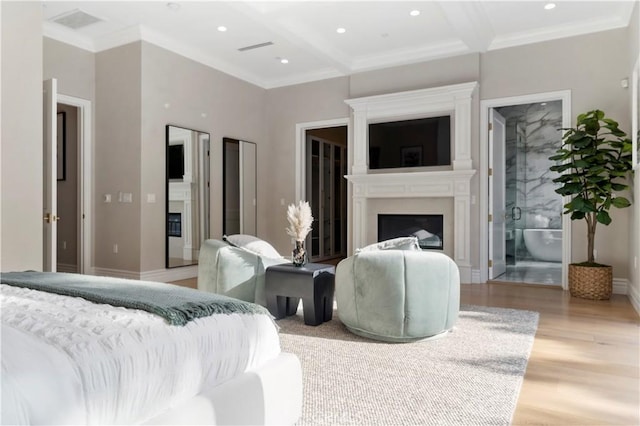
[286,201,313,242]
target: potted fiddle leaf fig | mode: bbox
[549,110,633,299]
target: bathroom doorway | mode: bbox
[482,91,571,287]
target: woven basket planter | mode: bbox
[568,264,612,300]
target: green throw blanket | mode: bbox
[1,271,269,326]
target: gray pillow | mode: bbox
[356,236,420,253]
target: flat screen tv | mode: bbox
[168,144,184,180]
[368,116,451,170]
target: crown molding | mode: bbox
[351,39,470,73]
[43,21,96,52]
[489,15,629,51]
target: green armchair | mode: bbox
[198,238,289,306]
[335,249,460,342]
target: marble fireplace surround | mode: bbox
[345,82,478,283]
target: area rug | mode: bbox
[278,305,539,426]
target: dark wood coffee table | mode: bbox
[265,263,335,326]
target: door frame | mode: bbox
[57,94,93,275]
[479,90,572,289]
[295,118,350,250]
[488,109,507,279]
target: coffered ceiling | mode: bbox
[41,1,637,88]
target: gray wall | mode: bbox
[95,43,143,272]
[1,2,43,271]
[139,42,266,272]
[264,77,350,253]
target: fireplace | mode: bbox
[344,82,478,282]
[378,214,444,250]
[167,213,182,237]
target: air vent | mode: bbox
[50,9,103,30]
[238,42,274,52]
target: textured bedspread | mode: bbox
[1,271,269,325]
[0,283,281,425]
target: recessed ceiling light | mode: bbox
[280,58,289,64]
[336,27,346,34]
[544,3,556,10]
[410,10,420,17]
[217,26,227,32]
[541,102,547,106]
[167,2,180,11]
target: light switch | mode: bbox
[147,193,156,203]
[104,194,112,203]
[123,193,133,203]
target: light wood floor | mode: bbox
[462,283,639,426]
[174,278,639,425]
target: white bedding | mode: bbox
[0,284,281,425]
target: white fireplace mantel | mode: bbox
[344,82,478,283]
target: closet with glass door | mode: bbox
[305,135,347,261]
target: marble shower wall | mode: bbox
[497,101,563,231]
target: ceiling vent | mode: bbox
[50,9,103,30]
[238,42,274,52]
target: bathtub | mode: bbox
[523,229,562,262]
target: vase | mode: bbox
[292,240,307,267]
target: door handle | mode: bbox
[511,207,521,220]
[44,213,60,223]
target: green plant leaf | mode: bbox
[612,197,631,208]
[596,210,612,225]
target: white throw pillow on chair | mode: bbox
[223,234,283,259]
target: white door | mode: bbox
[489,109,507,279]
[43,79,58,272]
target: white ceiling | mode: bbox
[42,1,637,89]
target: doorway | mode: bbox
[55,94,93,274]
[481,91,571,288]
[295,118,349,263]
[56,103,79,272]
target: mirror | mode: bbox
[166,125,210,268]
[223,137,257,235]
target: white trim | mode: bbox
[345,82,478,174]
[93,266,198,283]
[58,94,93,276]
[344,82,478,283]
[489,15,630,52]
[93,267,140,280]
[294,118,350,203]
[140,266,198,283]
[480,90,572,288]
[471,269,482,284]
[612,277,629,295]
[628,279,640,316]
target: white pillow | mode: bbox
[223,234,283,259]
[356,236,421,253]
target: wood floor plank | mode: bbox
[461,283,640,426]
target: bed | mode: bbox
[0,272,302,425]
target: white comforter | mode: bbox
[0,284,281,425]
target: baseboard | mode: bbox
[471,269,481,283]
[57,263,78,273]
[612,277,628,295]
[92,266,198,283]
[92,267,141,280]
[140,266,198,283]
[628,281,640,316]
